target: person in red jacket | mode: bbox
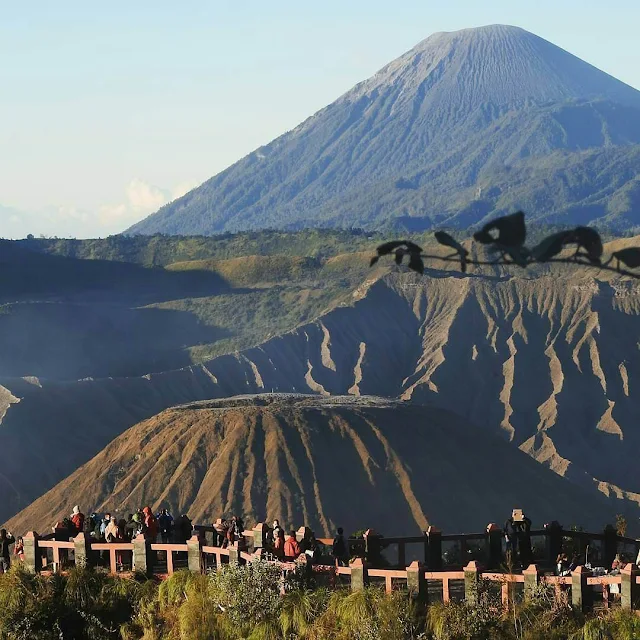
[284,530,301,561]
[70,506,85,535]
[142,506,158,542]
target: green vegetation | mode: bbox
[2,562,640,639]
[14,230,385,267]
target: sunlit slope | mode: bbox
[6,395,629,536]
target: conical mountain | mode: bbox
[128,25,640,236]
[5,395,631,536]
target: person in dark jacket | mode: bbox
[174,515,193,544]
[157,509,174,543]
[0,529,15,573]
[332,527,348,566]
[518,514,533,568]
[504,516,519,566]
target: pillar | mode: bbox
[228,543,239,565]
[486,523,503,570]
[425,526,442,571]
[523,564,542,601]
[571,565,592,612]
[187,534,203,573]
[544,521,563,568]
[23,532,41,574]
[252,523,269,551]
[602,525,617,570]
[133,534,150,576]
[406,560,427,601]
[350,558,368,591]
[464,560,482,606]
[621,563,639,611]
[74,532,93,569]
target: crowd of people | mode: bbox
[53,505,195,545]
[251,519,349,565]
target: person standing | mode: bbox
[504,515,519,567]
[0,530,15,573]
[332,527,348,566]
[518,514,533,568]
[273,529,285,560]
[142,507,158,542]
[157,509,174,544]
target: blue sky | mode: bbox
[1,0,639,238]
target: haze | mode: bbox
[2,0,639,238]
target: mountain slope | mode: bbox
[6,395,630,536]
[1,246,640,525]
[128,25,640,235]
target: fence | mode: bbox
[20,522,640,613]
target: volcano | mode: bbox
[5,395,629,536]
[128,25,640,236]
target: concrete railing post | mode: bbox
[187,534,203,573]
[571,566,592,612]
[523,564,542,601]
[603,525,617,570]
[544,521,563,568]
[350,557,368,591]
[228,543,239,565]
[486,523,503,570]
[621,563,639,611]
[23,531,41,574]
[133,534,150,576]
[464,560,482,606]
[406,560,427,601]
[74,532,92,569]
[252,523,268,551]
[425,526,442,571]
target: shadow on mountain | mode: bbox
[0,303,233,380]
[0,240,237,379]
[0,240,230,304]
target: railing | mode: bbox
[35,521,639,574]
[19,531,640,613]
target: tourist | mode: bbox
[105,517,119,543]
[157,508,174,544]
[13,536,25,563]
[126,512,144,538]
[231,515,245,539]
[556,553,569,576]
[273,529,285,560]
[272,519,282,542]
[0,529,15,573]
[174,514,193,544]
[100,513,112,539]
[503,515,519,566]
[142,507,158,542]
[332,527,348,566]
[213,518,227,547]
[284,530,301,561]
[518,513,533,567]
[70,505,85,535]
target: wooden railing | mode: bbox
[19,531,640,613]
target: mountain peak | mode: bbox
[353,24,640,111]
[127,26,640,236]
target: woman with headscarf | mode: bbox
[70,506,85,535]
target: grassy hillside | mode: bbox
[14,229,383,266]
[0,238,379,379]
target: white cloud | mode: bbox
[1,177,198,239]
[126,178,169,213]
